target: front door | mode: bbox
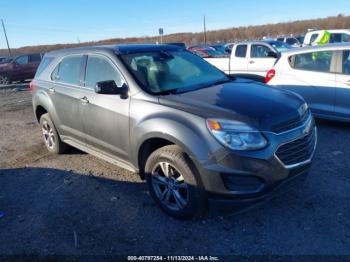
[79,54,130,161]
[247,44,276,77]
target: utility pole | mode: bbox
[203,15,207,46]
[1,19,11,56]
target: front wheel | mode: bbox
[145,145,207,219]
[0,74,11,85]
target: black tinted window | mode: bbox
[35,57,53,78]
[342,50,350,74]
[310,34,319,44]
[16,56,29,65]
[235,45,247,58]
[251,45,270,58]
[286,38,298,45]
[85,56,124,89]
[53,56,83,85]
[277,38,284,42]
[291,51,333,73]
[29,54,42,62]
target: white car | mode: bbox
[205,40,291,81]
[266,43,350,122]
[303,29,350,46]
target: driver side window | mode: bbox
[16,56,29,65]
[85,56,124,89]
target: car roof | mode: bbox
[234,40,279,45]
[280,42,350,56]
[46,44,182,57]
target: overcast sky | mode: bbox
[1,0,349,48]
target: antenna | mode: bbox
[203,15,207,46]
[1,19,11,56]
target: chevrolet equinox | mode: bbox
[31,44,317,218]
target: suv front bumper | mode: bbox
[194,115,317,202]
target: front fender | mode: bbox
[131,117,214,169]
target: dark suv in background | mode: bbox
[0,53,42,85]
[31,44,317,218]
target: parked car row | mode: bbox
[0,53,42,85]
[31,44,317,219]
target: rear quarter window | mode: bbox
[35,57,54,79]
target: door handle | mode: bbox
[249,60,255,64]
[48,87,55,94]
[80,96,89,104]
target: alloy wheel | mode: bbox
[151,161,189,211]
[42,120,55,150]
[0,75,9,85]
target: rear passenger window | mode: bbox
[235,45,247,58]
[286,38,298,45]
[290,51,333,73]
[85,56,124,89]
[35,57,53,78]
[52,56,83,85]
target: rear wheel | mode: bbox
[0,74,11,85]
[145,145,207,219]
[40,113,68,154]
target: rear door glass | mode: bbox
[52,56,83,85]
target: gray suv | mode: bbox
[31,44,317,218]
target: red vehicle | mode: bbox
[0,53,42,85]
[187,46,227,58]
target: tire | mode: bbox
[145,145,207,219]
[0,74,11,85]
[40,113,68,154]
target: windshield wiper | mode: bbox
[155,88,179,96]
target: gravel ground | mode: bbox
[0,85,350,257]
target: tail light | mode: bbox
[265,69,275,83]
[29,81,35,94]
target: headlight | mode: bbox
[206,119,267,151]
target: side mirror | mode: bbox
[95,80,128,97]
[267,51,277,58]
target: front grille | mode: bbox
[275,127,316,167]
[271,110,310,133]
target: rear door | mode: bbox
[283,50,336,116]
[28,54,42,79]
[247,44,276,76]
[50,55,86,143]
[334,50,350,119]
[229,44,248,74]
[79,54,130,161]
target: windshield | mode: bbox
[268,41,292,52]
[120,50,229,95]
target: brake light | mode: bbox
[29,81,35,94]
[265,69,275,83]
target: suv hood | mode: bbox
[158,78,306,131]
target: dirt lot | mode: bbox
[0,85,350,257]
